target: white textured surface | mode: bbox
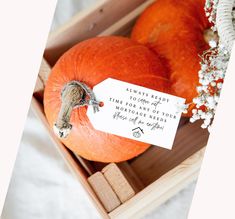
[2,1,196,218]
[2,111,100,219]
[2,111,196,219]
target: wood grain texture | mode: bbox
[38,58,51,84]
[31,97,109,218]
[88,172,121,212]
[117,162,145,193]
[73,153,95,176]
[99,0,155,37]
[130,121,209,186]
[102,163,135,203]
[109,148,205,219]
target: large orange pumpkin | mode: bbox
[131,0,212,116]
[44,36,170,162]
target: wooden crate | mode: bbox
[31,0,209,218]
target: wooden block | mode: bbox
[117,162,144,193]
[38,58,51,84]
[102,163,135,203]
[88,172,121,212]
[33,58,51,98]
[109,148,205,219]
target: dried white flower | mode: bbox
[176,103,189,114]
[209,40,217,48]
[185,0,233,131]
[189,2,232,130]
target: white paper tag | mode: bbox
[87,78,185,149]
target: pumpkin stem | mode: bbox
[203,29,219,46]
[53,81,100,138]
[53,82,85,138]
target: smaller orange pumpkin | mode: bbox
[44,36,170,162]
[131,0,213,116]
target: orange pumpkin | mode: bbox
[44,36,170,162]
[131,0,212,116]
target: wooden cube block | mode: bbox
[102,163,135,203]
[117,162,145,193]
[34,58,51,98]
[88,172,121,212]
[38,58,51,84]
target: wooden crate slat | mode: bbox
[38,58,51,84]
[31,97,109,218]
[130,121,209,185]
[73,153,96,176]
[109,148,205,219]
[45,0,150,66]
[33,58,51,100]
[117,162,145,192]
[99,0,155,37]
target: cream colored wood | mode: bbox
[73,153,95,176]
[102,163,135,203]
[38,58,51,84]
[117,162,145,192]
[88,172,121,212]
[130,121,209,185]
[45,0,149,65]
[33,58,51,98]
[109,148,205,219]
[99,0,155,37]
[31,97,109,218]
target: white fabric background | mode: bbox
[2,1,196,218]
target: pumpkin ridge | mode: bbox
[88,44,152,75]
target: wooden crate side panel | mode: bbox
[31,97,109,218]
[119,171,198,219]
[109,148,205,219]
[45,0,150,66]
[130,121,209,185]
[117,162,145,192]
[99,0,155,37]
